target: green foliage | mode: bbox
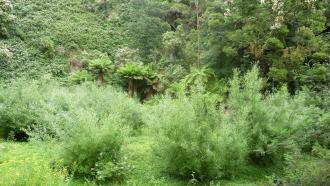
[124,1,169,61]
[160,63,187,89]
[59,113,130,182]
[69,70,93,84]
[272,147,330,186]
[148,92,248,181]
[88,58,112,74]
[162,30,184,62]
[181,66,217,91]
[39,36,56,58]
[206,0,330,92]
[0,44,13,63]
[0,0,329,185]
[88,58,112,85]
[294,110,330,152]
[0,0,15,38]
[0,79,144,140]
[0,142,69,185]
[263,37,284,52]
[149,66,322,182]
[0,0,128,82]
[118,62,151,80]
[0,80,46,140]
[118,62,157,97]
[228,66,317,165]
[114,47,141,67]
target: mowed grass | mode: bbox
[0,136,273,186]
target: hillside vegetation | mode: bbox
[0,0,329,185]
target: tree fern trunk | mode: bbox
[97,73,104,87]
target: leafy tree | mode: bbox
[128,16,167,62]
[162,30,184,62]
[205,0,330,93]
[123,0,170,62]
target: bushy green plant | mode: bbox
[59,113,130,183]
[149,66,321,182]
[118,62,150,79]
[0,79,144,141]
[263,37,284,52]
[114,47,141,67]
[69,70,93,84]
[41,83,144,138]
[271,146,330,186]
[39,36,56,58]
[0,80,46,140]
[294,109,330,152]
[148,91,248,181]
[228,66,317,165]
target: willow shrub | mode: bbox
[148,90,248,181]
[0,79,142,182]
[58,112,130,183]
[0,80,47,140]
[228,66,319,166]
[0,79,144,140]
[149,66,319,181]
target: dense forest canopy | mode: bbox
[0,0,329,185]
[1,0,329,94]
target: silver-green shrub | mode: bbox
[58,111,130,182]
[148,91,248,181]
[0,79,144,140]
[148,66,320,181]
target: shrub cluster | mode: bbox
[148,66,322,181]
[0,79,143,182]
[0,80,144,140]
[148,92,247,181]
[59,113,130,182]
[1,67,329,184]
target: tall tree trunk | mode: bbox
[128,78,134,97]
[96,73,104,87]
